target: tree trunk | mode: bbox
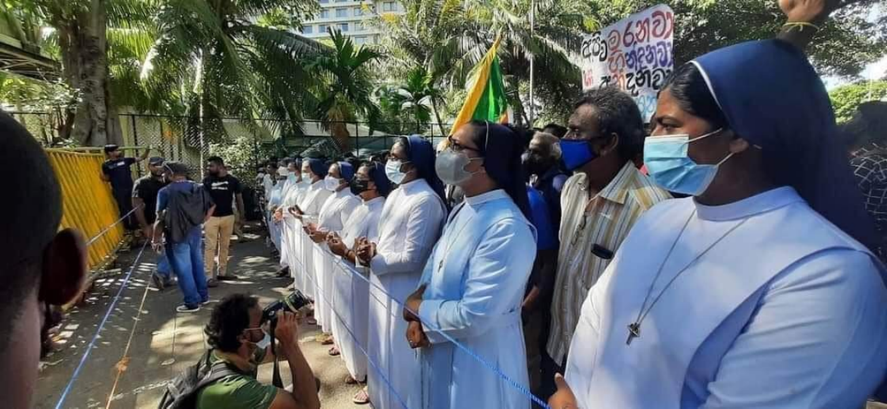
[54,0,111,147]
[330,122,351,152]
[431,95,448,136]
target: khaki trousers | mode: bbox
[204,215,235,277]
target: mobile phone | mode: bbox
[592,244,614,260]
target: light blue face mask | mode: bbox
[385,159,411,185]
[286,173,297,184]
[643,129,733,196]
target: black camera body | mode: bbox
[262,290,311,326]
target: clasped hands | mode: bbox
[403,285,429,349]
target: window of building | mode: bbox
[382,1,394,11]
[320,0,329,3]
[354,36,366,45]
[338,22,349,32]
[319,24,328,33]
[353,7,363,17]
[303,25,314,34]
[336,8,347,17]
[320,9,330,18]
[335,0,348,3]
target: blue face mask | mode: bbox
[286,173,297,184]
[643,129,733,196]
[559,140,597,171]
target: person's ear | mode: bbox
[728,132,751,155]
[39,228,87,305]
[600,132,621,157]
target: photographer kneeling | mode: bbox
[174,293,320,409]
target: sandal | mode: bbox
[328,346,340,356]
[320,334,334,345]
[352,387,370,405]
[306,317,317,325]
[345,376,359,385]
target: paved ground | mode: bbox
[36,225,364,409]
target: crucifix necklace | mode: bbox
[626,210,750,346]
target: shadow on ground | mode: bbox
[36,225,364,409]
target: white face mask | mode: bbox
[385,160,410,184]
[324,175,342,192]
[435,149,484,186]
[277,166,289,177]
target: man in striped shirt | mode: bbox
[542,88,671,398]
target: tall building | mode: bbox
[298,0,404,45]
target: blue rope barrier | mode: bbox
[290,228,551,409]
[289,246,410,409]
[54,239,150,409]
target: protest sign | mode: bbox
[580,4,675,122]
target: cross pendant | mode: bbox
[626,322,641,345]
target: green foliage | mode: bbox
[208,134,277,186]
[829,80,887,123]
[310,29,382,148]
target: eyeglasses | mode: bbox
[447,121,490,154]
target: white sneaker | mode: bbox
[176,305,200,313]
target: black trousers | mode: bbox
[112,188,136,230]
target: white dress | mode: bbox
[565,187,887,409]
[368,179,447,409]
[331,196,385,381]
[293,181,333,302]
[313,189,360,334]
[417,189,536,409]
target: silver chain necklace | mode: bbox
[626,209,749,346]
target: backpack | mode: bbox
[157,351,238,409]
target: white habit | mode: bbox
[417,189,536,409]
[565,187,887,409]
[368,179,446,409]
[313,188,360,333]
[332,196,385,381]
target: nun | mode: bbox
[356,136,448,409]
[327,161,392,404]
[307,161,361,346]
[404,121,537,409]
[289,158,334,323]
[553,40,887,409]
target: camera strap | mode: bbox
[270,319,284,388]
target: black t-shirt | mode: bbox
[132,175,168,224]
[203,174,243,217]
[102,158,137,193]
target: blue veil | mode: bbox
[692,40,877,250]
[306,158,328,179]
[337,161,355,181]
[405,135,447,204]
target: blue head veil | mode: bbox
[692,40,877,249]
[405,135,447,203]
[368,162,392,197]
[306,158,327,179]
[337,161,355,181]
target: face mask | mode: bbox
[643,129,733,196]
[385,160,409,184]
[560,140,597,171]
[350,178,370,196]
[286,173,297,184]
[324,175,342,192]
[243,327,270,350]
[278,166,289,177]
[435,149,483,186]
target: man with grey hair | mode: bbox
[526,131,568,227]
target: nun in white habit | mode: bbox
[552,40,887,409]
[356,136,447,409]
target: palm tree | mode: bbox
[378,0,595,126]
[138,0,325,150]
[309,28,381,151]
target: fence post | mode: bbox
[355,121,360,155]
[131,115,143,178]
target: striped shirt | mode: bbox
[546,162,671,363]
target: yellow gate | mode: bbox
[45,149,125,270]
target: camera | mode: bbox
[262,290,311,326]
